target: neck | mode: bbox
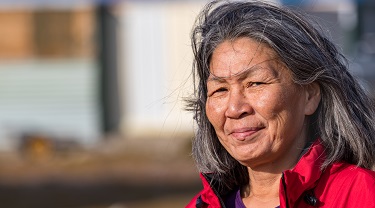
[241,136,309,207]
[242,169,281,208]
[243,169,281,198]
[241,140,305,197]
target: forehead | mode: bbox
[209,37,282,79]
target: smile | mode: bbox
[229,127,264,141]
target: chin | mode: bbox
[232,154,257,166]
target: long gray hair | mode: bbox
[187,0,375,191]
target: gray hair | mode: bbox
[187,0,375,191]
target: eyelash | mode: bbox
[246,82,264,87]
[211,87,227,94]
[210,82,264,94]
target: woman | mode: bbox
[186,0,375,208]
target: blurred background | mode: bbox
[0,0,373,207]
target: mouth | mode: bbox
[229,127,264,141]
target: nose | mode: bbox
[224,89,253,119]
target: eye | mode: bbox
[208,87,227,97]
[247,82,264,87]
[215,87,227,93]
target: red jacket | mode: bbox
[186,140,375,208]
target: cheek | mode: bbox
[256,92,275,109]
[254,86,301,123]
[206,98,226,129]
[261,87,306,135]
[255,89,284,115]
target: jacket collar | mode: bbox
[197,173,224,207]
[280,139,326,207]
[196,139,327,208]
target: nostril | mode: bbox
[225,101,253,119]
[239,111,250,119]
[224,90,253,119]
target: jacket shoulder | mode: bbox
[328,163,375,184]
[315,163,375,207]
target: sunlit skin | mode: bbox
[206,37,320,207]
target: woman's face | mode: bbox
[206,37,320,170]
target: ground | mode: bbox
[0,135,201,208]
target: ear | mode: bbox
[304,82,321,115]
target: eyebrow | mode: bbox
[207,57,282,83]
[207,65,269,83]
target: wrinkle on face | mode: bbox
[206,37,310,171]
[208,39,279,80]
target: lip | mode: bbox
[229,127,264,141]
